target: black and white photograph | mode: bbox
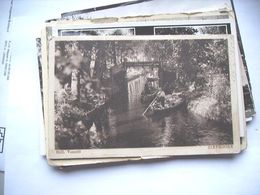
[58,27,135,36]
[154,24,229,35]
[48,35,240,159]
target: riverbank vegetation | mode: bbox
[143,38,232,123]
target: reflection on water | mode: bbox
[105,75,232,148]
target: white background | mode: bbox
[3,0,260,194]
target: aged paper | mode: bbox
[47,35,241,159]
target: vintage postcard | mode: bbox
[40,14,249,163]
[47,35,241,159]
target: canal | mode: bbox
[103,74,233,148]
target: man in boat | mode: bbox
[157,88,166,107]
[141,77,159,104]
[144,80,154,94]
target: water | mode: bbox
[104,75,233,148]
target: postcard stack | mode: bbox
[37,0,255,167]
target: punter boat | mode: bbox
[151,98,185,115]
[147,92,185,116]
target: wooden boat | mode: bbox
[150,97,185,115]
[144,91,186,116]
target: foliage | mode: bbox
[54,88,90,149]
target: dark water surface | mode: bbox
[103,76,233,148]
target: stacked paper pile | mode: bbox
[37,0,255,167]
